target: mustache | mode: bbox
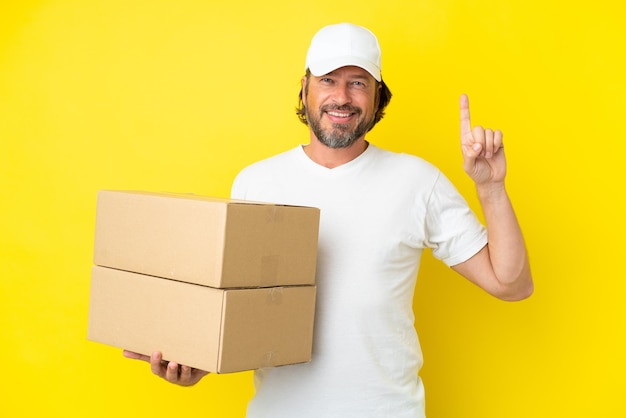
[320,104,362,115]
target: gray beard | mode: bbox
[306,106,374,149]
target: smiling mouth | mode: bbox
[323,105,361,121]
[326,110,354,118]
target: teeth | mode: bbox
[327,111,351,117]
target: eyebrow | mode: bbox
[325,70,371,81]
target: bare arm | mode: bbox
[451,94,533,301]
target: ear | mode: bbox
[301,76,307,104]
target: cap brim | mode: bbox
[308,56,381,81]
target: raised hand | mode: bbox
[460,94,506,185]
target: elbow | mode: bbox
[495,259,534,301]
[497,268,534,301]
[499,281,534,301]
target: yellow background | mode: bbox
[1,0,624,417]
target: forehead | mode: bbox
[319,66,374,80]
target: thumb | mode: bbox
[463,142,482,158]
[462,142,482,173]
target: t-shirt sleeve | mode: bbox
[424,172,488,267]
[230,170,247,199]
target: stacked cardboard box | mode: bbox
[88,190,320,373]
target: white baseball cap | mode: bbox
[305,23,382,82]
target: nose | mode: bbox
[330,83,351,105]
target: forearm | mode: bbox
[477,182,532,289]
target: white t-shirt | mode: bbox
[231,144,487,418]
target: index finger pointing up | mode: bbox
[460,94,471,137]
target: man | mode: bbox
[125,23,533,417]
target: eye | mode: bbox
[351,80,369,89]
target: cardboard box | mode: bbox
[88,266,316,373]
[93,190,319,288]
